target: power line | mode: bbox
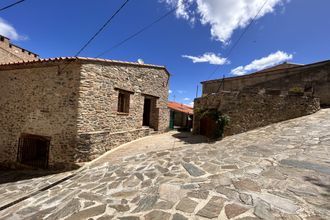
[96,5,178,58]
[59,0,130,73]
[75,0,130,57]
[0,0,26,12]
[206,0,269,80]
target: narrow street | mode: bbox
[1,109,329,219]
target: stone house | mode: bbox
[168,101,193,130]
[0,57,170,169]
[194,60,330,137]
[201,61,330,106]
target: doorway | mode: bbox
[143,98,151,126]
[17,134,50,169]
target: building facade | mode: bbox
[194,61,329,137]
[0,35,38,64]
[202,61,330,107]
[0,57,170,169]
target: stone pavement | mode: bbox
[0,109,330,219]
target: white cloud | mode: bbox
[187,101,194,107]
[162,0,287,44]
[177,90,186,94]
[169,89,172,94]
[182,52,229,65]
[0,18,25,41]
[231,50,293,76]
[183,97,191,101]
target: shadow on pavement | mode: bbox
[171,131,214,144]
[0,170,64,185]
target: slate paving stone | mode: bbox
[280,160,330,175]
[78,192,105,202]
[225,203,249,219]
[176,197,198,213]
[132,195,159,213]
[65,204,107,220]
[144,210,171,220]
[216,186,240,201]
[197,196,225,219]
[187,189,209,199]
[222,165,239,169]
[153,200,174,210]
[141,179,152,188]
[254,200,275,220]
[97,215,114,220]
[233,179,261,192]
[109,204,130,212]
[111,190,137,198]
[47,198,81,220]
[209,174,232,186]
[182,162,206,177]
[172,213,188,220]
[239,193,253,205]
[118,216,140,220]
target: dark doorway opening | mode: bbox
[143,98,151,126]
[17,134,50,169]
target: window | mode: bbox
[117,91,130,113]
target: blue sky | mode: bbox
[1,0,330,106]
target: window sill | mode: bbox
[117,112,129,116]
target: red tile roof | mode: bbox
[168,101,193,115]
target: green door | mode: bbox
[169,111,175,129]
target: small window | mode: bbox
[118,91,130,113]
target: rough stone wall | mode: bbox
[0,64,80,168]
[202,62,330,106]
[194,90,320,136]
[0,36,38,64]
[76,63,169,161]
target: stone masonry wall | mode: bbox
[202,62,330,106]
[194,90,320,136]
[0,36,38,64]
[75,62,169,161]
[0,64,80,168]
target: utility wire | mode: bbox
[96,5,178,58]
[0,0,26,12]
[59,0,130,73]
[75,0,130,57]
[206,0,269,81]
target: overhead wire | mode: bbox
[0,0,25,12]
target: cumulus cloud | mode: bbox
[182,52,229,65]
[0,18,25,40]
[183,97,191,101]
[188,101,194,107]
[231,50,293,76]
[169,89,172,94]
[162,0,287,44]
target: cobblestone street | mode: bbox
[1,109,330,220]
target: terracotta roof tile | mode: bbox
[168,101,193,115]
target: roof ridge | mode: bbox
[0,56,169,72]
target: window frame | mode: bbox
[115,88,134,114]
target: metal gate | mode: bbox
[17,134,50,169]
